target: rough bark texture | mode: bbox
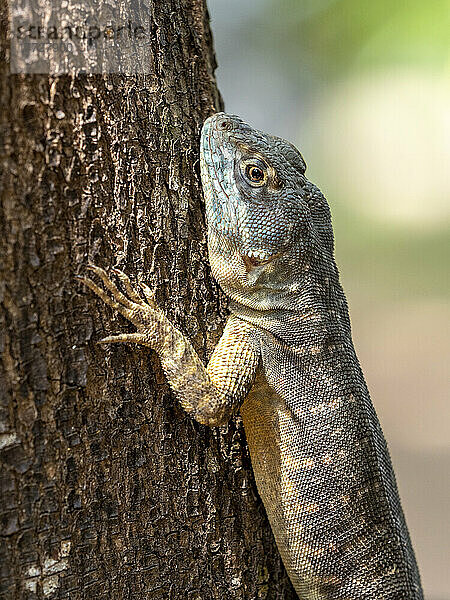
[0,1,297,598]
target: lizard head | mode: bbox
[200,112,335,310]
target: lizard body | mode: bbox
[82,113,423,599]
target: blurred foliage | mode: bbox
[332,205,450,300]
[253,0,449,80]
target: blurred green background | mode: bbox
[207,1,449,598]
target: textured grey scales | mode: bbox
[81,112,423,599]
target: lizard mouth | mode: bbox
[242,251,281,271]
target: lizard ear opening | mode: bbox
[281,139,307,175]
[290,151,307,175]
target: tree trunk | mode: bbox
[0,1,296,598]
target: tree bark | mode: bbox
[0,1,296,598]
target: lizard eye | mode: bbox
[244,163,267,186]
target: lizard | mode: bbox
[80,112,424,599]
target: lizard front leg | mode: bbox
[80,266,260,426]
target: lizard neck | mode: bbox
[228,256,353,354]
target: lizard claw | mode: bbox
[98,333,154,347]
[78,265,164,348]
[112,268,143,304]
[138,279,158,309]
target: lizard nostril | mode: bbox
[217,119,231,131]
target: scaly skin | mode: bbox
[81,113,423,599]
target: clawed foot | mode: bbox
[78,265,165,347]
